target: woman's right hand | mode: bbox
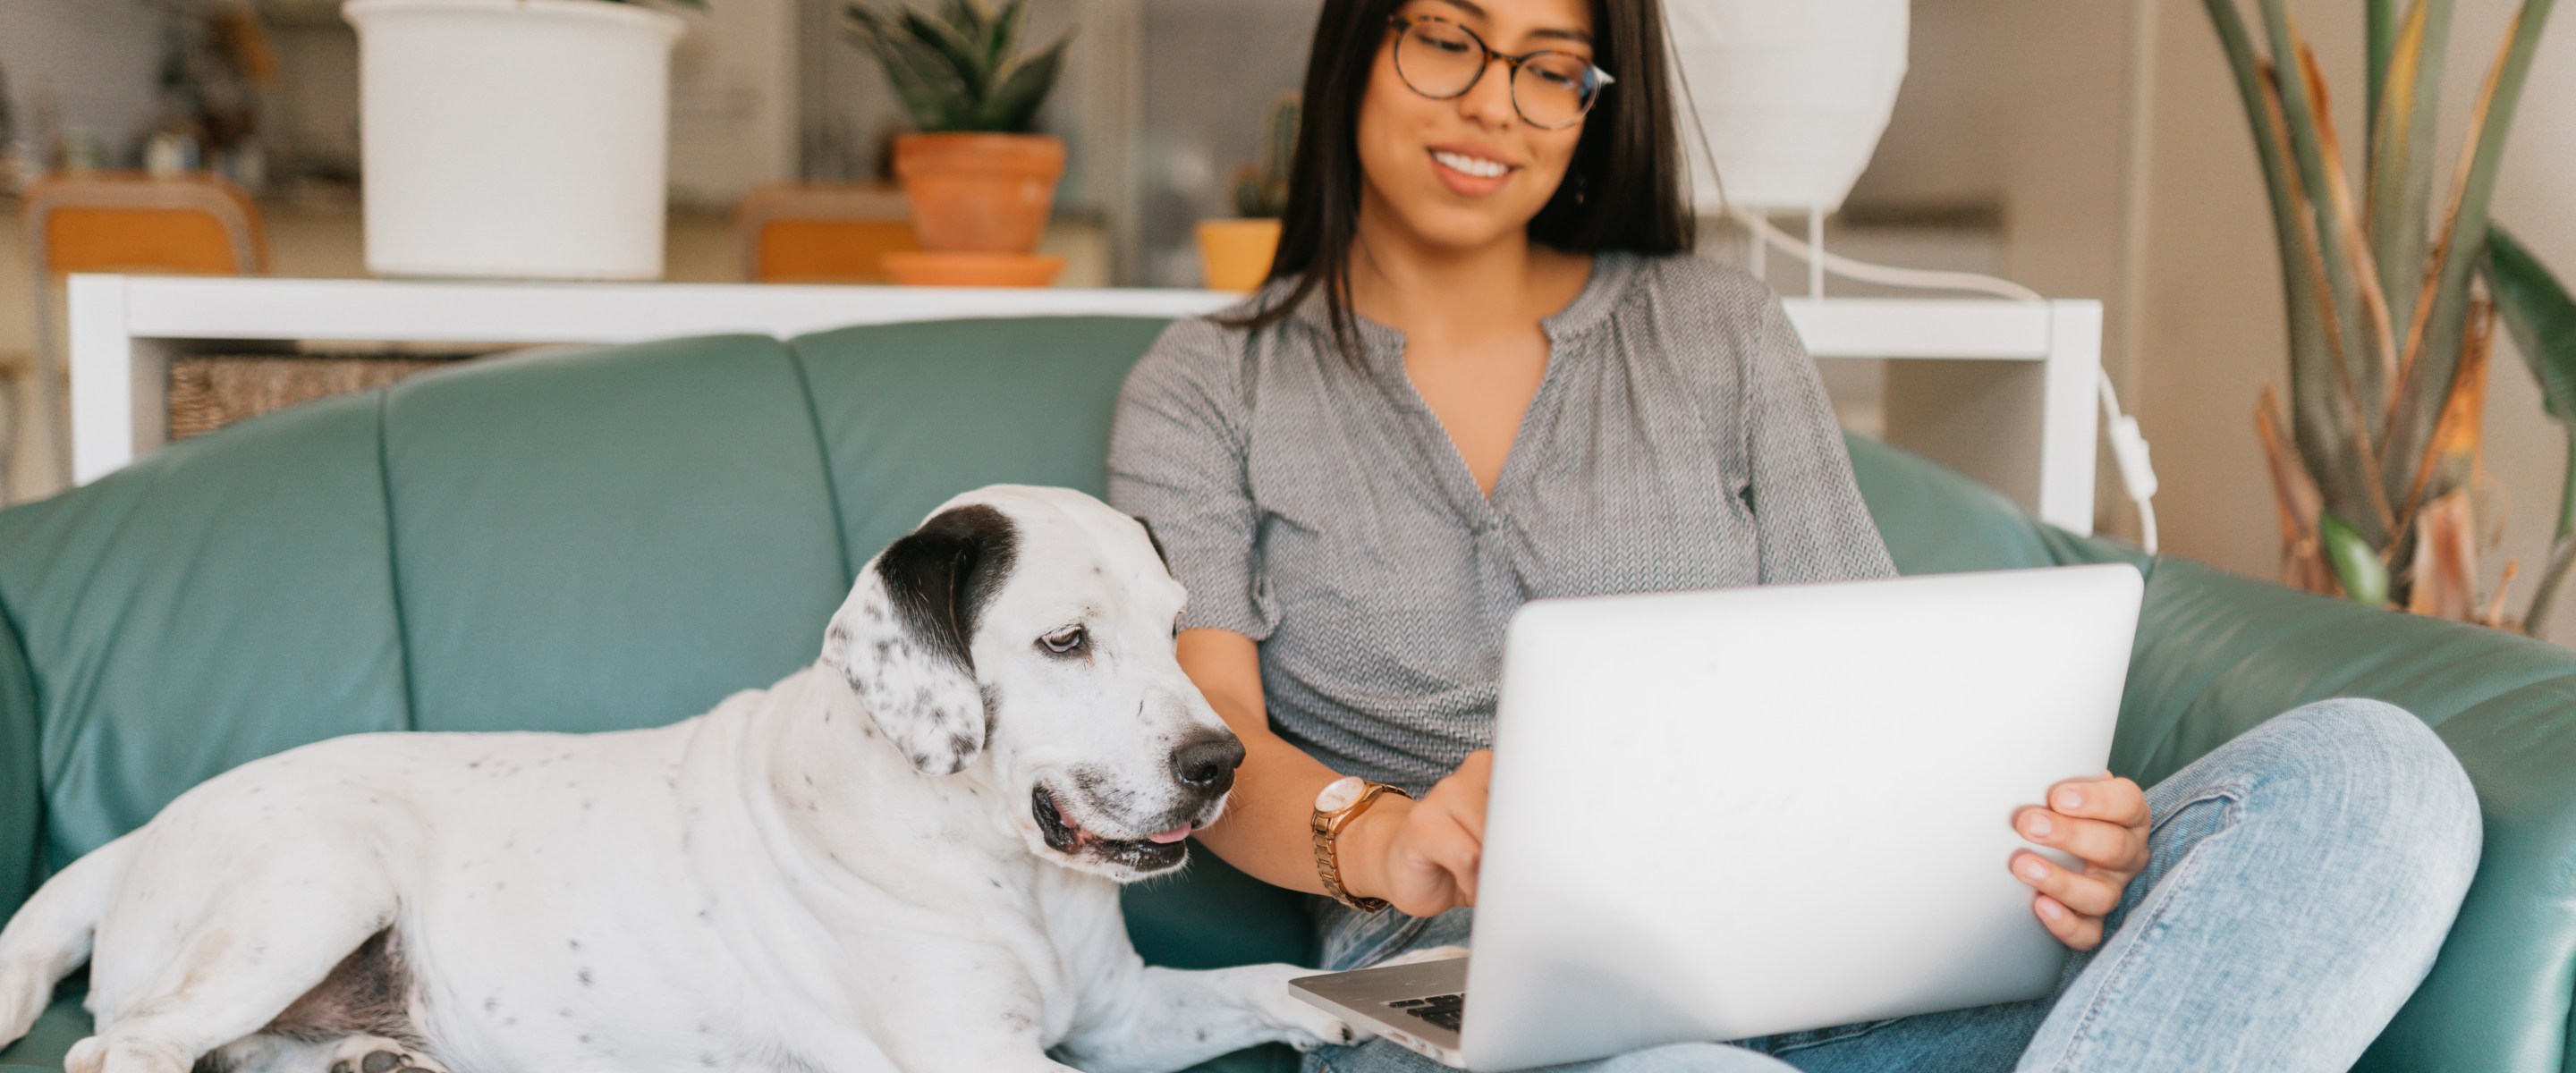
[1344,751,1493,917]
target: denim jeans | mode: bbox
[1302,698,2483,1073]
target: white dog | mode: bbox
[0,486,1360,1073]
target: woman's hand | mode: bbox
[2010,773,2152,950]
[1343,751,1492,917]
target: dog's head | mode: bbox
[822,486,1242,882]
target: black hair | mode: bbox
[1226,0,1693,355]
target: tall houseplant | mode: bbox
[2201,0,2567,632]
[846,0,1072,267]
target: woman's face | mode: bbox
[1356,0,1599,255]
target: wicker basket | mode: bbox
[167,353,469,441]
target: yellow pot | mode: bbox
[1197,218,1283,294]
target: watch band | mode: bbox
[1311,777,1411,912]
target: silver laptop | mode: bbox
[1290,564,2144,1070]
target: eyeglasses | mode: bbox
[1387,14,1614,131]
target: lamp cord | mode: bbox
[1665,34,2160,553]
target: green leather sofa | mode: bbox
[0,317,2569,1073]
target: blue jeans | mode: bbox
[1303,698,2482,1073]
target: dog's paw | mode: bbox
[326,1036,449,1073]
[1366,944,1467,969]
[1250,968,1376,1052]
[1276,999,1374,1052]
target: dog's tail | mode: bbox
[0,832,136,1048]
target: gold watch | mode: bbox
[1311,775,1411,912]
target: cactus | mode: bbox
[1231,91,1300,219]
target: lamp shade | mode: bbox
[1666,0,1910,215]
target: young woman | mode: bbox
[1107,0,2482,1068]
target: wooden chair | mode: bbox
[20,173,267,490]
[734,183,918,283]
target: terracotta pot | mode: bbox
[893,132,1066,254]
[880,251,1065,288]
[1197,218,1283,293]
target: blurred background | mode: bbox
[0,0,2572,646]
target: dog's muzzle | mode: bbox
[1031,786,1193,873]
[1032,731,1245,874]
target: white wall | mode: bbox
[2131,0,2576,643]
[1842,0,2140,530]
[0,0,165,165]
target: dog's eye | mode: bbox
[1041,627,1086,655]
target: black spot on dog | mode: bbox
[567,939,581,951]
[577,968,594,986]
[871,503,1019,674]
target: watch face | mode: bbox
[1316,775,1366,813]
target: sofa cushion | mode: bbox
[2109,557,2576,1073]
[0,393,411,868]
[380,337,849,734]
[787,317,1174,575]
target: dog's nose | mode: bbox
[1171,733,1246,795]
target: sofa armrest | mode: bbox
[0,599,39,925]
[2114,558,2576,1073]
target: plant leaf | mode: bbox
[2384,0,2560,510]
[2257,3,2379,458]
[896,5,990,94]
[2367,0,2452,344]
[2395,297,2496,531]
[976,31,1069,132]
[2486,225,2576,423]
[846,10,980,131]
[2368,0,2402,129]
[2320,511,2393,606]
[943,0,987,43]
[2264,67,2395,539]
[2205,3,2366,530]
[2258,384,2337,595]
[2296,41,2402,430]
[986,0,1030,73]
[2407,489,2484,619]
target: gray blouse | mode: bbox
[1106,251,1894,794]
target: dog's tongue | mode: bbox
[1147,825,1192,844]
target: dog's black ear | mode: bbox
[1131,514,1171,571]
[825,504,1018,775]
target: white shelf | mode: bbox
[68,275,2099,534]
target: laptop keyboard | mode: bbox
[1386,993,1466,1032]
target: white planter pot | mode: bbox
[1667,0,1909,215]
[345,0,683,280]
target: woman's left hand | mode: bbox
[2009,773,2151,950]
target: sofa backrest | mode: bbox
[0,317,2086,945]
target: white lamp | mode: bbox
[1665,0,1910,215]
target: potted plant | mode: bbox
[2200,0,2572,635]
[1198,91,1298,294]
[343,0,695,280]
[846,0,1072,286]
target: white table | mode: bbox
[66,275,2101,535]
